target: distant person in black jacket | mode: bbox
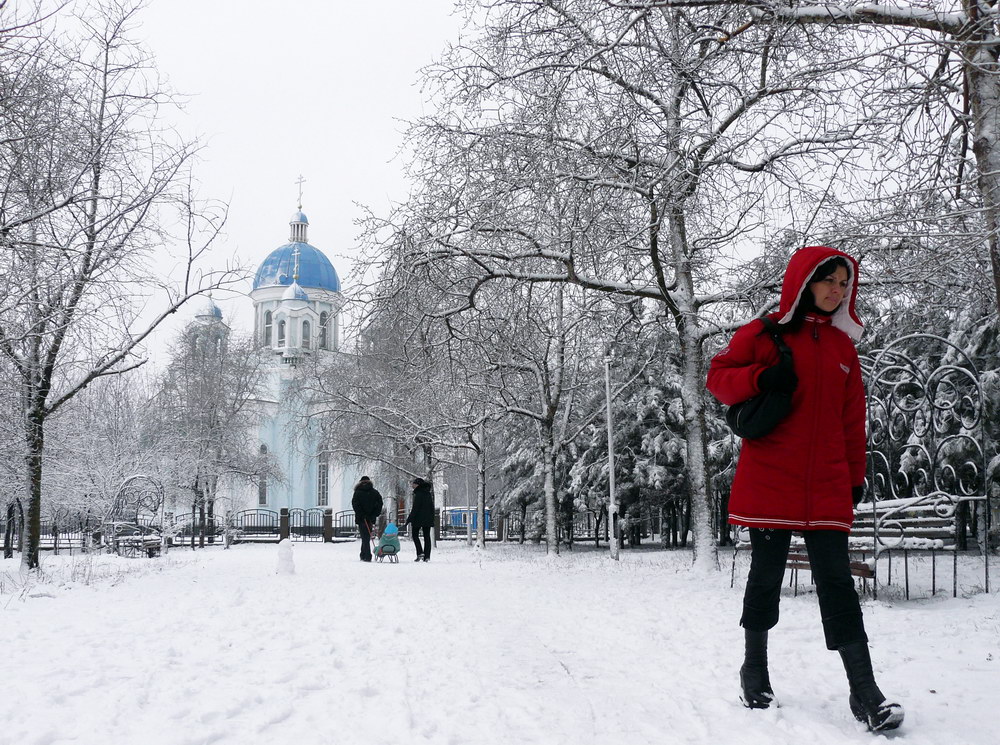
[352,476,383,562]
[405,477,435,562]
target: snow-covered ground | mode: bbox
[1,541,997,745]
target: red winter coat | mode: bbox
[706,246,867,532]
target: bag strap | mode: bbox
[759,317,793,359]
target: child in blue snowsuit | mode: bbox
[374,523,401,562]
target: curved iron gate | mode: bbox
[231,509,280,541]
[863,333,994,594]
[289,508,324,542]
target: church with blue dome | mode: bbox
[244,209,359,515]
[250,210,343,360]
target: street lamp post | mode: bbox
[466,459,473,547]
[604,345,619,561]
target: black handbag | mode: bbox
[725,318,794,439]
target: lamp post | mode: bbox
[465,458,473,546]
[604,345,619,561]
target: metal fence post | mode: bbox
[323,508,333,543]
[279,508,290,541]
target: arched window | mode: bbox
[258,444,268,506]
[319,312,329,350]
[317,451,329,506]
[263,310,273,346]
[277,320,286,347]
[302,320,311,349]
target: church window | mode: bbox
[317,451,329,506]
[302,320,311,350]
[258,445,268,506]
[319,312,329,349]
[263,311,273,346]
[277,320,286,347]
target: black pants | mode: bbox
[741,528,867,650]
[358,521,373,561]
[412,525,431,560]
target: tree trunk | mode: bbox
[476,437,487,550]
[664,194,717,571]
[676,298,715,568]
[22,410,44,569]
[966,40,1000,313]
[717,489,733,547]
[540,424,559,555]
[206,473,216,545]
[3,501,15,559]
[190,498,197,550]
[198,499,206,548]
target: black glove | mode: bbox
[852,485,865,506]
[757,355,797,393]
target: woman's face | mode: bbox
[809,265,850,313]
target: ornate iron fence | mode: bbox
[332,510,356,539]
[2,514,101,554]
[289,508,324,542]
[862,333,994,595]
[230,509,280,541]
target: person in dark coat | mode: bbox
[352,476,383,562]
[404,477,435,562]
[707,246,903,732]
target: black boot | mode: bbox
[740,629,776,709]
[838,641,904,731]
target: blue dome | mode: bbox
[194,295,223,320]
[253,242,340,292]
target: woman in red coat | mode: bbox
[707,246,903,732]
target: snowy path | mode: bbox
[1,542,997,745]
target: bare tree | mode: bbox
[43,370,158,519]
[152,313,272,547]
[728,1,1000,309]
[0,2,239,568]
[306,291,495,528]
[370,0,872,569]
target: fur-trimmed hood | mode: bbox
[777,246,864,341]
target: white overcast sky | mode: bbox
[134,0,464,358]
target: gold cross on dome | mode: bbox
[295,175,306,209]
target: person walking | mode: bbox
[706,246,904,732]
[352,476,383,562]
[404,477,435,562]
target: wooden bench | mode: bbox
[782,546,876,598]
[785,550,874,578]
[106,522,163,558]
[731,495,964,598]
[851,496,964,598]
